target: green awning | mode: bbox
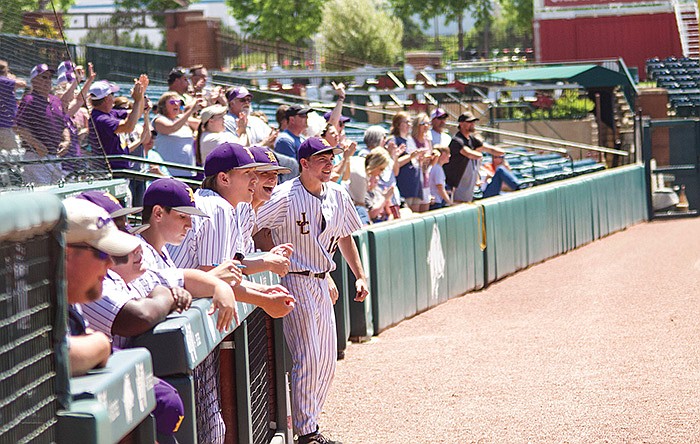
[494,64,636,104]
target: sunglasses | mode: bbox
[168,99,184,106]
[420,122,430,126]
[70,244,112,262]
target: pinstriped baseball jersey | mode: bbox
[138,236,177,270]
[236,202,256,255]
[256,178,362,273]
[167,188,243,268]
[82,269,183,349]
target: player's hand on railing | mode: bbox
[260,287,296,318]
[170,287,192,313]
[210,281,239,330]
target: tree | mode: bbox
[321,0,403,67]
[79,24,159,50]
[225,0,325,45]
[0,0,74,34]
[390,0,493,59]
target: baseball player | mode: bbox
[236,145,294,269]
[166,142,296,318]
[255,137,369,444]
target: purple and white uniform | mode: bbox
[256,177,361,436]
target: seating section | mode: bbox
[646,56,700,116]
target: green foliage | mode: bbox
[79,24,161,50]
[511,90,595,120]
[0,0,74,34]
[226,0,325,45]
[321,0,403,66]
[499,0,534,37]
[21,16,60,39]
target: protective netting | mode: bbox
[193,346,226,443]
[0,3,112,191]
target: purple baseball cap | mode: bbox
[57,71,75,84]
[226,86,252,101]
[152,378,185,435]
[249,146,292,174]
[57,61,74,76]
[76,191,142,218]
[297,137,343,161]
[430,108,448,120]
[29,64,55,80]
[204,142,268,177]
[143,178,208,217]
[323,111,350,123]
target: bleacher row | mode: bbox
[646,56,700,117]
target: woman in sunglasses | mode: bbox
[153,91,204,179]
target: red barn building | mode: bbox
[534,0,698,79]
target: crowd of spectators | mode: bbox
[0,60,526,220]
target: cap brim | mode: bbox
[232,162,272,170]
[91,225,141,256]
[111,206,143,218]
[172,206,209,217]
[257,164,292,174]
[128,224,150,235]
[311,147,344,157]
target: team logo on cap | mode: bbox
[265,151,277,163]
[104,192,120,205]
[186,186,195,203]
[321,139,331,147]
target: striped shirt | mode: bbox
[256,178,361,273]
[139,236,178,270]
[168,188,243,268]
[236,202,256,256]
[82,269,183,349]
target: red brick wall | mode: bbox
[165,10,221,69]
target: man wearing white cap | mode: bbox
[87,75,149,173]
[429,107,452,147]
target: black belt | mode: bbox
[288,270,328,279]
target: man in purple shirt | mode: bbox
[88,75,148,172]
[15,63,69,184]
[0,60,26,152]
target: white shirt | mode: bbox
[430,129,452,147]
[199,131,239,162]
[223,113,271,146]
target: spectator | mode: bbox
[87,76,148,176]
[196,104,239,163]
[428,146,453,210]
[0,60,25,152]
[480,153,523,198]
[275,105,289,131]
[407,113,434,212]
[62,197,185,443]
[443,112,505,203]
[167,67,192,104]
[58,63,96,174]
[223,86,273,146]
[152,91,203,179]
[429,108,452,147]
[274,104,311,159]
[189,64,225,107]
[322,82,348,134]
[15,64,68,184]
[142,130,170,180]
[322,122,354,183]
[347,147,393,224]
[112,94,153,206]
[391,111,424,212]
[362,124,401,218]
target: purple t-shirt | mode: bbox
[0,76,17,129]
[89,108,130,169]
[16,93,66,155]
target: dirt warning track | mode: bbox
[321,218,700,443]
